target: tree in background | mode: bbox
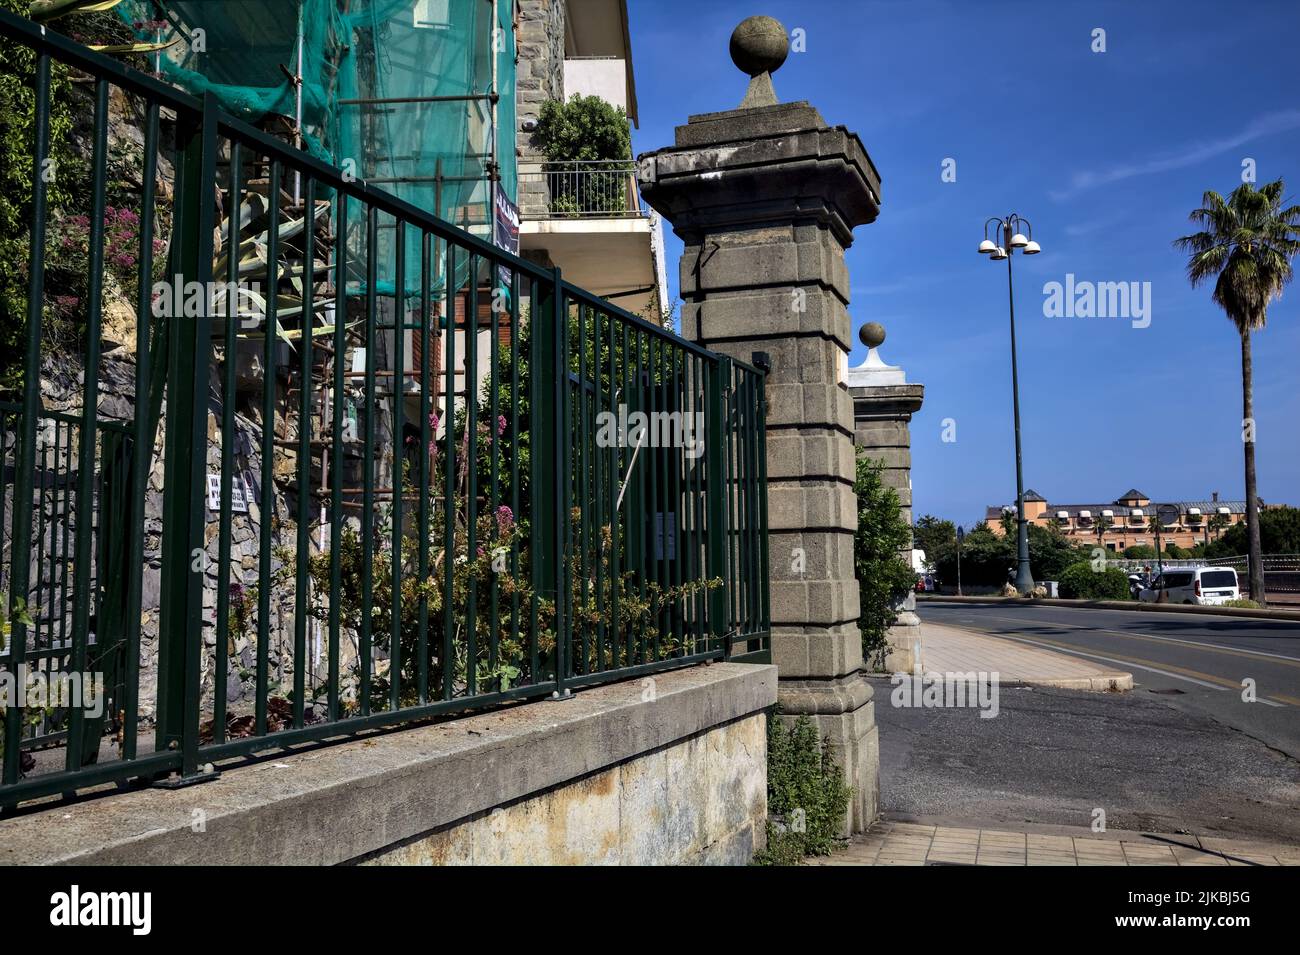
[1175,180,1300,606]
[912,514,956,571]
[1092,513,1114,548]
[1205,511,1231,546]
[1207,506,1300,560]
[853,456,915,669]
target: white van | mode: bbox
[1138,567,1241,605]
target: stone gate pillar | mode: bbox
[637,16,884,833]
[850,322,925,672]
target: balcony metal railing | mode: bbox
[519,160,649,219]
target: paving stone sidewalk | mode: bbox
[916,621,1133,691]
[808,820,1300,866]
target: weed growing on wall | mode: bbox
[754,712,851,865]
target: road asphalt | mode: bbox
[873,602,1300,846]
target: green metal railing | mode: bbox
[0,11,768,809]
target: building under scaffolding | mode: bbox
[120,0,517,238]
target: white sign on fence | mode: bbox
[206,471,253,513]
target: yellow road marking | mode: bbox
[956,621,1300,706]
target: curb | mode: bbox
[890,623,1135,693]
[917,593,1300,622]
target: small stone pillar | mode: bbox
[637,16,883,833]
[849,322,925,672]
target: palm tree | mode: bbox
[1093,514,1114,548]
[1175,180,1300,605]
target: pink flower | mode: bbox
[495,505,513,534]
[497,415,508,437]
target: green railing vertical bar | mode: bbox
[255,159,281,738]
[464,254,479,695]
[488,263,500,685]
[59,420,71,654]
[576,303,588,674]
[64,77,110,771]
[35,438,48,657]
[676,350,686,657]
[359,205,377,715]
[634,328,647,663]
[754,353,772,644]
[607,310,618,668]
[624,320,634,665]
[705,356,729,653]
[293,177,316,729]
[553,271,570,687]
[416,231,432,704]
[441,244,457,700]
[746,371,760,636]
[525,277,543,684]
[654,337,667,661]
[509,271,522,683]
[327,191,347,722]
[735,369,750,641]
[212,137,239,745]
[389,220,405,712]
[156,91,218,774]
[693,353,706,652]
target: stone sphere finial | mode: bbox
[860,321,886,349]
[729,16,789,77]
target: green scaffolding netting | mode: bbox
[119,0,517,298]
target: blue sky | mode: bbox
[626,0,1300,529]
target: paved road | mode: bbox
[922,601,1300,755]
[871,602,1300,845]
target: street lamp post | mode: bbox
[956,525,964,597]
[979,214,1040,595]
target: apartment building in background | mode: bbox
[515,0,670,320]
[984,488,1249,551]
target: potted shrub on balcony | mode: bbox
[531,95,633,216]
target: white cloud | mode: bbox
[1051,110,1300,200]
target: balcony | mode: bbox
[518,161,665,319]
[519,161,648,219]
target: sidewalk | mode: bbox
[808,819,1300,866]
[915,621,1133,692]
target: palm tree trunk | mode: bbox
[1240,329,1267,606]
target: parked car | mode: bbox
[1138,567,1240,605]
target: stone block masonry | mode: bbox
[0,663,777,865]
[639,69,886,832]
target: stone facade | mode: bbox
[0,663,777,865]
[639,97,884,834]
[364,711,767,865]
[4,353,350,733]
[515,0,567,219]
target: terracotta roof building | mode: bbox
[984,488,1246,551]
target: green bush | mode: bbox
[531,94,631,163]
[0,0,80,386]
[753,713,851,865]
[1222,598,1261,609]
[853,456,915,669]
[1123,545,1156,559]
[1207,506,1300,559]
[1058,561,1131,600]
